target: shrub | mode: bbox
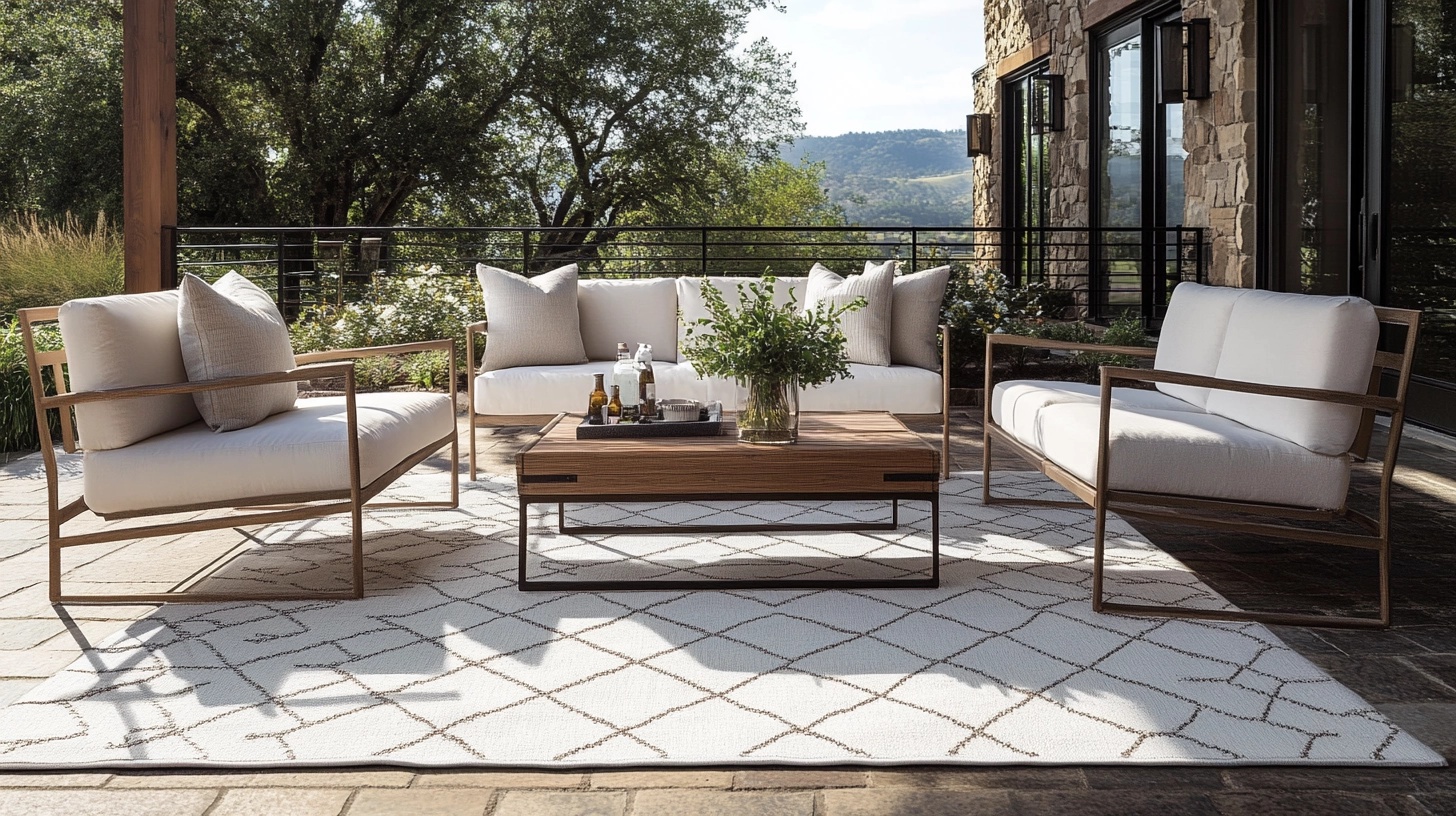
[353,355,402,391]
[1,323,64,452]
[939,267,1050,387]
[1000,311,1152,383]
[0,213,124,318]
[402,351,451,391]
[289,265,482,378]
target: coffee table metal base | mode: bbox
[517,491,939,591]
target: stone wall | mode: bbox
[972,0,1258,288]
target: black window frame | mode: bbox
[1000,59,1054,288]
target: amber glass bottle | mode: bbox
[587,373,608,424]
[607,385,622,420]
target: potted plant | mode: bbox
[681,277,862,444]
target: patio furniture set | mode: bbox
[14,265,1421,629]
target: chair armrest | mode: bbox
[294,338,455,365]
[986,332,1158,359]
[37,363,356,410]
[1099,367,1400,412]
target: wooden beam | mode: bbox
[122,0,177,294]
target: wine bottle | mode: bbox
[637,343,656,421]
[607,385,622,421]
[613,342,640,419]
[587,373,608,424]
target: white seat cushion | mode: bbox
[578,277,679,362]
[1204,290,1379,456]
[1153,282,1248,409]
[991,380,1204,451]
[84,393,455,516]
[57,291,202,451]
[1035,403,1352,511]
[474,361,705,415]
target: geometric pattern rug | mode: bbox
[0,472,1443,768]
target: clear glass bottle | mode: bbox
[587,373,608,424]
[636,343,656,421]
[612,341,640,418]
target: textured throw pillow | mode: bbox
[889,263,951,370]
[803,261,894,366]
[178,272,298,432]
[475,264,588,371]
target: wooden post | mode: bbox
[122,0,177,293]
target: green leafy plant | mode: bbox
[1,323,64,452]
[0,213,124,318]
[939,267,1052,387]
[289,265,483,377]
[1000,311,1152,383]
[402,351,450,391]
[353,355,402,392]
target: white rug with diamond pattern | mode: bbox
[0,471,1443,768]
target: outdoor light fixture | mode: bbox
[1158,18,1211,103]
[966,113,992,156]
[1030,74,1065,134]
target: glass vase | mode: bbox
[736,375,799,444]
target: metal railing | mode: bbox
[169,224,1207,323]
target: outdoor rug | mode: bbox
[0,471,1443,769]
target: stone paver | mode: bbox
[209,787,353,816]
[0,413,1451,814]
[490,790,625,816]
[0,788,219,816]
[631,790,814,816]
[346,787,492,816]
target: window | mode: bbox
[1002,63,1052,285]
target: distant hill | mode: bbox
[781,130,974,226]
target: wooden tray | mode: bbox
[575,410,725,439]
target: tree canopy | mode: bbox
[0,0,830,238]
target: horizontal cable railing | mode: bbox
[170,225,1208,324]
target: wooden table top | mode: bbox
[516,412,940,497]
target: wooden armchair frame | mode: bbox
[17,306,460,605]
[465,321,954,481]
[981,307,1422,629]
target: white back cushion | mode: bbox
[577,277,679,362]
[1204,290,1379,455]
[889,263,951,370]
[1154,282,1248,409]
[676,276,808,353]
[58,291,202,450]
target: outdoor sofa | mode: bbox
[465,268,953,480]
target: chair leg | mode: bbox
[941,405,951,481]
[468,410,478,482]
[981,427,994,505]
[1091,492,1109,613]
[48,535,61,604]
[450,432,461,508]
[350,496,365,600]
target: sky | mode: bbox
[743,0,986,137]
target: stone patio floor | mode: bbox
[0,409,1453,815]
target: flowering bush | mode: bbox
[289,264,483,376]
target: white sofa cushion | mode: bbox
[890,263,951,370]
[475,264,588,371]
[178,272,298,432]
[800,364,942,413]
[1204,290,1379,456]
[804,262,894,366]
[474,361,706,415]
[1153,282,1248,409]
[57,291,202,451]
[84,392,455,516]
[1035,403,1353,511]
[578,277,678,362]
[676,276,808,355]
[991,380,1203,452]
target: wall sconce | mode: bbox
[1030,74,1065,134]
[966,113,992,156]
[1158,18,1211,103]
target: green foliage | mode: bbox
[0,214,123,317]
[1,323,63,452]
[402,351,451,391]
[289,267,483,375]
[353,355,402,392]
[681,277,861,389]
[1001,311,1152,383]
[940,268,1050,385]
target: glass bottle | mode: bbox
[636,343,656,421]
[587,373,608,424]
[607,385,622,421]
[613,341,640,418]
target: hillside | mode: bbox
[781,130,975,226]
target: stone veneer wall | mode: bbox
[973,0,1257,287]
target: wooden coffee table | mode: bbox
[514,412,941,591]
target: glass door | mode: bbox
[1003,65,1052,285]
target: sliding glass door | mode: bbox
[1003,65,1052,285]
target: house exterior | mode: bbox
[969,0,1456,433]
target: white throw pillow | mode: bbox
[475,264,589,372]
[57,290,202,450]
[578,277,679,362]
[803,261,894,367]
[888,263,951,370]
[178,272,298,432]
